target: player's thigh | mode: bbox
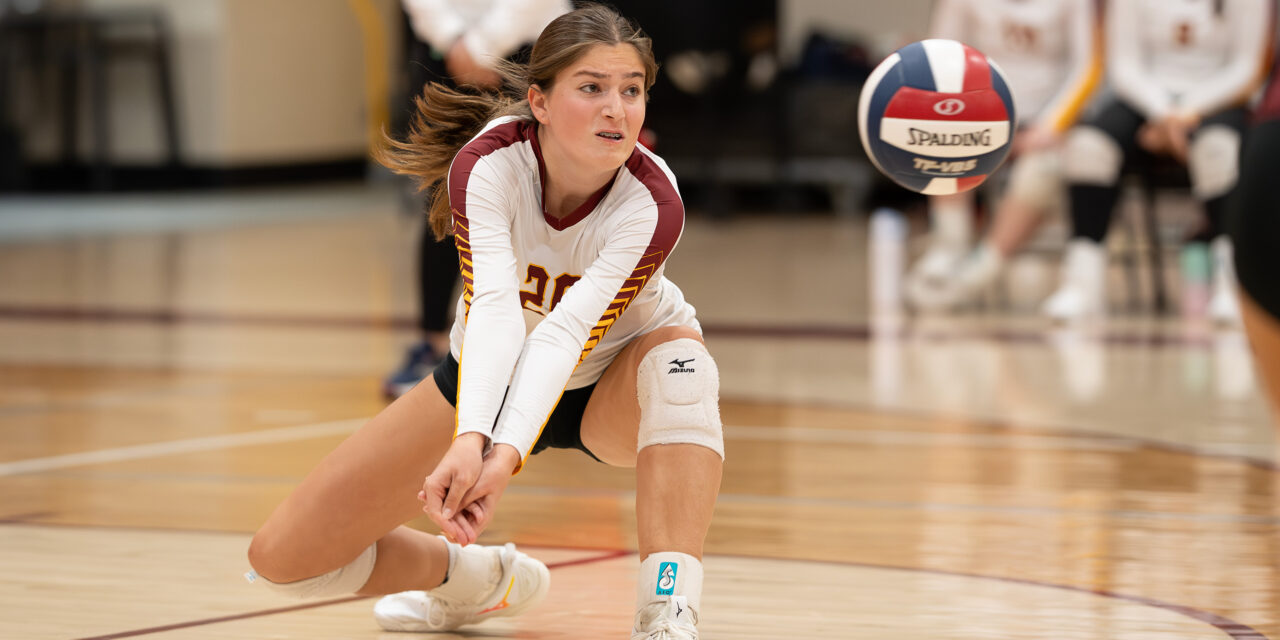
[580,325,704,468]
[250,376,455,580]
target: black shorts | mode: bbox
[1228,119,1280,321]
[432,354,601,461]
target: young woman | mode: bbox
[1043,0,1272,322]
[246,6,723,639]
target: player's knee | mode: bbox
[1189,125,1241,200]
[1063,126,1123,186]
[246,531,377,598]
[246,527,300,583]
[1005,150,1061,209]
[636,337,724,459]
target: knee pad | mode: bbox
[1189,125,1241,200]
[1005,148,1064,208]
[636,338,724,459]
[247,544,376,598]
[1063,126,1123,186]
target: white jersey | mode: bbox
[401,0,571,65]
[1109,0,1272,118]
[447,116,699,463]
[931,0,1101,130]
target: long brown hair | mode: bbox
[376,3,658,239]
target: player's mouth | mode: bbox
[596,130,625,142]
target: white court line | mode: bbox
[0,419,1139,478]
[0,418,365,477]
[725,425,1139,452]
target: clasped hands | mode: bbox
[419,431,521,546]
[1138,111,1201,162]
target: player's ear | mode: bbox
[528,84,550,125]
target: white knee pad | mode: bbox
[1189,125,1241,200]
[636,338,724,459]
[1005,147,1064,209]
[1063,126,1123,185]
[247,544,376,598]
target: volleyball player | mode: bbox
[1043,0,1272,321]
[1230,47,1280,417]
[908,0,1101,311]
[247,6,722,638]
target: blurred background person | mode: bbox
[907,0,1102,312]
[384,0,571,399]
[1230,40,1280,419]
[1042,0,1272,322]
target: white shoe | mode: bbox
[373,543,550,632]
[1209,237,1242,325]
[632,595,699,640]
[1042,239,1107,321]
[906,241,967,312]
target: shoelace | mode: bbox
[643,619,696,640]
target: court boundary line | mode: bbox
[1,411,1273,481]
[72,549,634,640]
[707,553,1272,640]
[61,542,1269,640]
[0,303,1237,350]
[0,419,366,477]
[725,397,1280,473]
[2,414,1272,481]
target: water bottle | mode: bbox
[1179,242,1211,319]
[869,207,907,318]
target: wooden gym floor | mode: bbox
[0,183,1275,639]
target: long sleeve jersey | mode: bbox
[401,0,571,66]
[931,0,1102,131]
[447,117,699,467]
[1109,0,1272,119]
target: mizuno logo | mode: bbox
[668,358,695,374]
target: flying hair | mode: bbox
[375,3,658,240]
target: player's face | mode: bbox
[538,43,646,170]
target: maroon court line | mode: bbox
[0,304,1230,351]
[705,552,1272,640]
[869,559,1271,640]
[74,548,1273,640]
[0,510,55,524]
[73,549,634,640]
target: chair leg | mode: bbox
[1121,184,1144,313]
[86,20,111,190]
[60,26,79,166]
[151,13,181,167]
[1142,183,1168,314]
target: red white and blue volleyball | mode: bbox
[857,39,1016,195]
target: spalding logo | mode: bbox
[933,98,966,116]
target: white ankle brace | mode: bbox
[430,537,501,601]
[637,551,704,613]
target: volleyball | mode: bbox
[857,39,1016,195]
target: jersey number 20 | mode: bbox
[520,264,580,315]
